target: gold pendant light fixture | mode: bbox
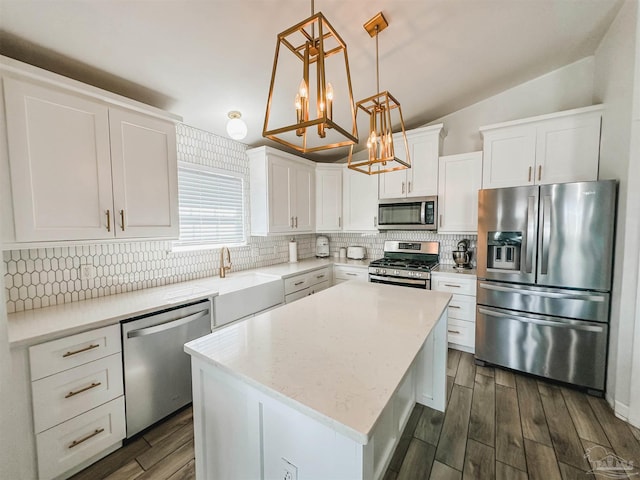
[348,12,410,175]
[262,0,358,153]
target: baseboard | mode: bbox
[614,400,630,421]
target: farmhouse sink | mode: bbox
[213,271,284,328]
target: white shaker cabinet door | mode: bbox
[109,108,179,238]
[482,125,536,189]
[406,131,439,197]
[438,152,482,233]
[535,113,600,185]
[343,166,378,231]
[267,156,294,233]
[315,166,343,232]
[4,77,114,241]
[292,163,315,233]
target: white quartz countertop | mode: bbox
[184,281,452,444]
[7,258,365,348]
[433,265,477,276]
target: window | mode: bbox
[174,162,245,249]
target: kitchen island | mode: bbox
[185,281,451,480]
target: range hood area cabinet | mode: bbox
[480,105,602,189]
[1,64,180,245]
[248,146,315,236]
[378,124,446,200]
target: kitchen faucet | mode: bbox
[219,247,232,278]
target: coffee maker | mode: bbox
[316,236,330,258]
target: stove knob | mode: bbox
[393,270,399,275]
[382,269,387,274]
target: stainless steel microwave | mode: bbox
[378,196,438,230]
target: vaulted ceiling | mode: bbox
[0,0,623,161]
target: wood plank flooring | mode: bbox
[73,350,640,480]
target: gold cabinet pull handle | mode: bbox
[65,382,102,398]
[120,210,125,231]
[68,428,105,449]
[528,166,532,182]
[538,165,542,181]
[62,343,100,358]
[106,210,111,232]
[448,330,461,334]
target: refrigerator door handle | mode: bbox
[478,307,605,333]
[525,196,536,273]
[478,282,607,302]
[540,195,551,275]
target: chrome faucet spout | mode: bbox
[219,247,232,278]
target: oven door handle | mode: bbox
[369,275,427,286]
[477,307,604,332]
[478,282,607,302]
[126,310,210,338]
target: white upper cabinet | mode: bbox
[437,152,483,234]
[2,70,180,244]
[4,77,115,242]
[248,146,315,236]
[343,166,378,232]
[109,108,179,238]
[480,106,602,189]
[378,124,446,199]
[315,165,343,232]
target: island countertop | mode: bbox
[185,281,451,444]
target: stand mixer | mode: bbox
[452,239,472,269]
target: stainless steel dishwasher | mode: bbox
[121,298,211,438]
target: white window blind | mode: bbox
[175,162,245,248]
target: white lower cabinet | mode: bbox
[431,272,477,353]
[36,397,125,480]
[284,267,331,304]
[29,324,125,479]
[333,264,369,284]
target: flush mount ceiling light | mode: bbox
[226,111,248,140]
[262,0,358,153]
[348,12,410,175]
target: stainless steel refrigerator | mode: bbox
[476,180,616,394]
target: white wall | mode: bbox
[428,57,596,155]
[593,0,639,416]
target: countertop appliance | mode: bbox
[347,245,366,260]
[316,235,330,258]
[369,240,439,289]
[452,239,472,269]
[476,180,616,395]
[378,196,437,230]
[121,299,212,437]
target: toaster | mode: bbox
[346,246,366,260]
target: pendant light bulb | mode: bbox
[298,79,308,99]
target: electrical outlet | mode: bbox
[79,264,95,280]
[281,458,297,480]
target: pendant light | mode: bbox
[262,0,358,153]
[348,12,410,175]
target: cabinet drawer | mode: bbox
[308,267,331,287]
[30,324,121,381]
[447,319,475,349]
[36,396,125,480]
[334,265,368,282]
[32,353,124,433]
[432,275,475,295]
[285,287,310,304]
[448,294,476,322]
[284,274,310,295]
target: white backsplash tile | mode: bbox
[3,123,475,313]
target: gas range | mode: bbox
[368,241,439,289]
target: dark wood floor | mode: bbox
[72,350,640,480]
